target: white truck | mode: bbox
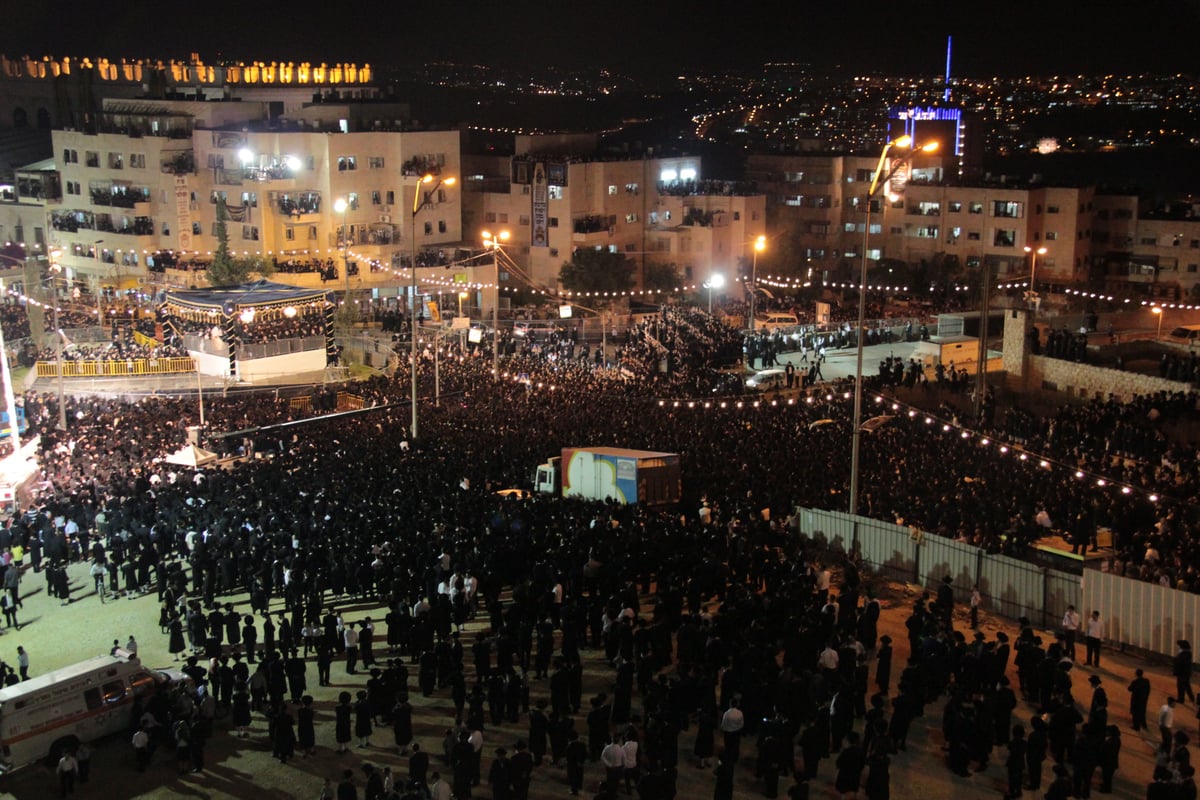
[535,447,682,506]
[0,652,182,773]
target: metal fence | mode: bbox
[1082,568,1200,658]
[35,356,196,378]
[795,507,1081,630]
[238,336,326,361]
[181,334,326,360]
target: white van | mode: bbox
[0,653,179,773]
[1164,325,1200,350]
[746,368,788,391]
[756,313,800,333]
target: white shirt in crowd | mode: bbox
[720,706,745,733]
[601,741,626,769]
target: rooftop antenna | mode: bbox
[944,35,953,102]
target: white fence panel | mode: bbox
[1045,568,1082,633]
[1083,570,1200,657]
[917,535,979,599]
[978,553,1049,628]
[801,508,856,551]
[856,518,919,583]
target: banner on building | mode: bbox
[531,163,548,248]
[175,176,193,251]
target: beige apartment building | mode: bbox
[747,152,1200,302]
[464,142,766,294]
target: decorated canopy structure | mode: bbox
[162,279,331,316]
[160,280,335,377]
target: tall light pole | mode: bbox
[748,236,766,332]
[0,252,31,450]
[705,273,725,314]
[410,173,455,440]
[1152,305,1164,340]
[849,136,938,517]
[560,301,607,366]
[482,229,509,380]
[334,197,350,316]
[93,238,105,327]
[1023,245,1047,312]
[48,250,67,431]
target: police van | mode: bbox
[0,652,181,773]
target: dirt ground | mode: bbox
[0,559,1179,800]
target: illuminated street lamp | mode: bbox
[1023,245,1048,311]
[559,302,607,367]
[333,197,350,302]
[482,229,510,380]
[704,272,726,314]
[849,136,938,518]
[748,236,766,331]
[410,173,455,440]
[1152,305,1164,340]
[48,250,67,430]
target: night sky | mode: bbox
[2,0,1198,78]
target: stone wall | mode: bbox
[1002,309,1193,401]
[1026,356,1191,402]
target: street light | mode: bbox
[1023,245,1048,311]
[333,197,351,308]
[482,229,510,380]
[410,173,456,440]
[559,302,607,367]
[1152,305,1164,340]
[47,249,67,431]
[748,236,766,332]
[704,273,726,314]
[849,135,938,518]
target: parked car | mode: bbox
[513,321,559,338]
[745,368,787,391]
[755,312,801,333]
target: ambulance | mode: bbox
[0,652,182,773]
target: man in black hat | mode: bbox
[1097,726,1121,793]
[1128,668,1151,731]
[1174,641,1194,704]
[936,575,955,630]
[587,694,610,762]
[487,747,512,800]
[1088,675,1108,727]
[875,636,893,697]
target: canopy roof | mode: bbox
[163,280,330,312]
[163,443,218,467]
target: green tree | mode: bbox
[643,262,681,292]
[206,199,275,286]
[559,248,636,294]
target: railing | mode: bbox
[238,336,326,361]
[795,506,1081,631]
[1082,566,1200,658]
[34,356,196,378]
[286,392,360,414]
[336,392,364,410]
[181,334,230,356]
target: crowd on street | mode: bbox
[2,301,1200,799]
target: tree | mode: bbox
[558,248,636,294]
[643,262,681,292]
[206,199,275,286]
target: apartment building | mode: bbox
[465,144,767,292]
[29,98,461,302]
[746,152,1200,300]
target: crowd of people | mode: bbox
[3,301,1200,798]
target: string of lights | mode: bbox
[644,388,1169,506]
